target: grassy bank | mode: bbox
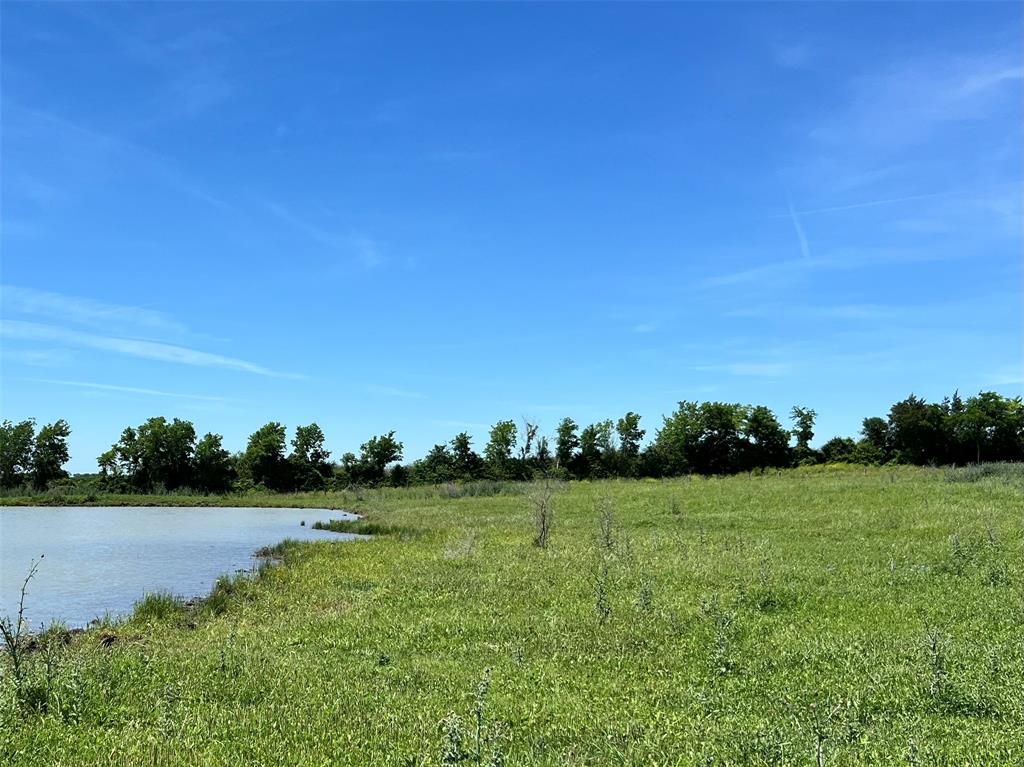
[0,488,354,509]
[2,467,1022,765]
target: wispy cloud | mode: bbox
[811,53,1023,147]
[26,378,230,402]
[2,285,187,338]
[1,320,298,378]
[632,323,657,334]
[66,5,235,124]
[784,190,953,218]
[353,236,384,268]
[429,419,490,432]
[695,362,793,378]
[988,366,1024,386]
[725,303,901,321]
[264,202,385,268]
[6,104,229,210]
[787,200,811,260]
[365,384,426,399]
[0,348,75,367]
[701,245,965,289]
[773,186,1014,219]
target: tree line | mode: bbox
[0,390,1021,493]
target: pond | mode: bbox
[0,506,359,629]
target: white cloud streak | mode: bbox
[1,320,298,378]
[26,378,230,402]
[788,200,811,260]
[2,285,187,338]
[264,202,384,268]
[694,362,793,378]
[364,384,427,399]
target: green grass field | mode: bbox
[2,467,1022,765]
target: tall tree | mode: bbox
[649,401,703,476]
[790,406,818,464]
[193,433,235,493]
[861,417,888,452]
[98,418,196,491]
[414,443,453,484]
[484,420,517,477]
[32,420,71,490]
[358,431,403,485]
[99,426,140,488]
[615,412,645,475]
[289,423,332,489]
[578,420,614,478]
[887,395,946,465]
[555,417,580,474]
[0,419,36,488]
[450,432,482,479]
[694,402,745,475]
[953,391,1024,463]
[743,406,791,469]
[240,422,289,490]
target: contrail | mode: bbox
[788,200,811,261]
[769,181,1023,218]
[787,190,953,217]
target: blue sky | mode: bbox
[2,2,1021,472]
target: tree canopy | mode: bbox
[4,389,1021,495]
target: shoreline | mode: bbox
[2,508,369,635]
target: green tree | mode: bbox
[743,406,791,469]
[578,420,614,478]
[31,419,71,490]
[240,422,289,490]
[649,401,703,476]
[413,443,454,484]
[98,418,196,491]
[861,417,888,454]
[555,418,580,474]
[450,432,482,479]
[820,436,856,464]
[887,395,946,465]
[790,406,818,464]
[952,391,1024,463]
[143,417,197,490]
[358,431,403,485]
[289,423,332,490]
[98,426,140,490]
[335,452,359,487]
[694,402,745,474]
[193,433,235,493]
[850,439,885,465]
[615,412,645,476]
[484,420,517,477]
[0,419,36,488]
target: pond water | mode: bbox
[0,506,359,628]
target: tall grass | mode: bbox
[1,466,1021,764]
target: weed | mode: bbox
[528,479,557,549]
[438,669,507,766]
[637,574,654,613]
[594,561,612,625]
[669,496,682,516]
[0,556,42,697]
[597,498,616,552]
[699,598,737,676]
[924,627,949,700]
[947,533,971,575]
